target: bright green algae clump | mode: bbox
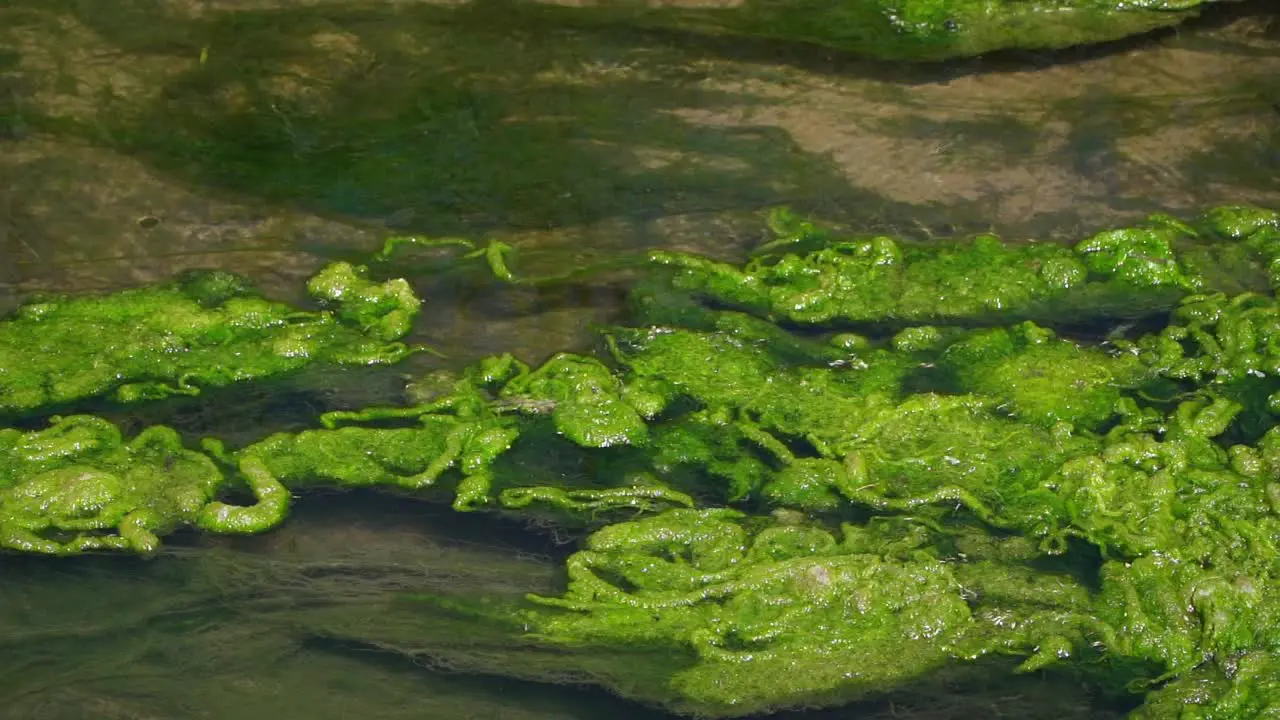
[0,261,421,415]
[7,206,1280,716]
[207,352,696,517]
[0,415,284,554]
[651,205,1278,327]
[524,509,982,713]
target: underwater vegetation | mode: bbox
[511,0,1219,60]
[4,205,1280,716]
[0,261,421,416]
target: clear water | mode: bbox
[1,1,1278,717]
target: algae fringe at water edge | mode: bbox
[0,261,423,416]
[4,206,1280,717]
[502,0,1218,61]
[649,204,1280,328]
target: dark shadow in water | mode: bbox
[1178,112,1280,193]
[0,490,1134,720]
[304,634,681,720]
[1,0,1270,283]
[310,632,1134,720]
[16,0,889,237]
[17,0,1258,255]
[1044,70,1280,213]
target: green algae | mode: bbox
[508,507,1127,716]
[497,393,1280,716]
[499,353,651,449]
[0,415,281,554]
[203,351,693,519]
[937,321,1148,430]
[523,509,977,715]
[650,206,1276,328]
[463,205,1280,716]
[517,0,1211,61]
[1124,291,1280,424]
[0,262,422,417]
[6,206,1280,716]
[1135,652,1280,719]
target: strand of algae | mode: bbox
[5,207,1280,718]
[0,415,261,554]
[0,350,704,556]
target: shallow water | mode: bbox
[1,1,1278,717]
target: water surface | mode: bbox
[1,1,1278,717]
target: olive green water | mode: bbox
[1,1,1279,718]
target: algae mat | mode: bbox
[0,0,1279,718]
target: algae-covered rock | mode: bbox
[522,0,1214,61]
[0,262,421,416]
